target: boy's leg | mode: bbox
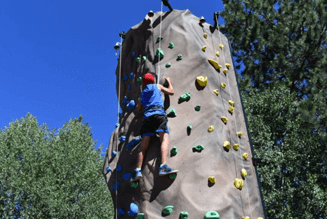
[136,136,151,168]
[159,132,169,165]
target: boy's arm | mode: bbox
[137,97,143,112]
[157,78,174,95]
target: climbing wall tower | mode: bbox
[103,9,265,219]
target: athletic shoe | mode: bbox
[159,164,178,176]
[130,169,143,182]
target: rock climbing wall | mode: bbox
[103,9,265,219]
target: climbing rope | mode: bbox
[157,1,163,84]
[217,21,254,219]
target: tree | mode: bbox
[0,113,113,218]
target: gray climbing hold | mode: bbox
[166,63,171,68]
[177,54,182,60]
[195,105,201,111]
[167,109,177,117]
[171,146,178,156]
[169,42,174,49]
[156,48,164,59]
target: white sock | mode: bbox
[160,164,165,168]
[135,167,141,171]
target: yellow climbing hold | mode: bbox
[219,44,224,49]
[208,176,216,184]
[204,33,208,38]
[225,63,231,68]
[241,168,247,178]
[242,217,250,219]
[202,46,207,51]
[228,100,235,107]
[223,69,228,74]
[223,141,231,150]
[243,153,248,160]
[221,116,228,124]
[213,89,219,96]
[208,59,222,70]
[208,126,214,132]
[221,83,226,88]
[196,76,208,87]
[237,132,243,137]
[234,178,244,190]
[228,106,234,114]
[216,51,220,57]
[233,144,239,150]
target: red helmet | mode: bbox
[143,73,155,85]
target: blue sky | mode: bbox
[0,0,224,152]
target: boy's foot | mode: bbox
[130,169,143,182]
[159,164,178,176]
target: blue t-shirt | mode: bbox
[141,84,166,118]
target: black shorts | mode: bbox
[140,114,170,137]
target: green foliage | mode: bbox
[0,113,113,218]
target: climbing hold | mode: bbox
[188,125,192,130]
[202,46,207,51]
[234,178,244,190]
[237,132,243,137]
[112,182,120,191]
[128,203,139,217]
[257,217,263,219]
[169,173,177,180]
[204,211,220,219]
[223,141,231,150]
[115,123,120,128]
[241,168,247,178]
[123,75,128,81]
[106,166,111,173]
[132,52,136,57]
[219,44,224,49]
[195,105,201,111]
[179,92,191,101]
[127,100,136,111]
[243,153,248,160]
[177,54,183,60]
[200,16,206,24]
[111,151,117,158]
[196,76,208,87]
[208,59,222,70]
[130,181,138,188]
[167,109,177,117]
[166,63,171,68]
[157,36,163,43]
[119,135,126,142]
[137,77,142,82]
[148,10,154,17]
[228,106,234,114]
[171,146,178,156]
[233,144,239,151]
[122,96,129,105]
[221,116,228,124]
[128,84,131,90]
[169,42,174,49]
[208,126,214,132]
[162,206,174,215]
[242,217,250,219]
[180,211,189,219]
[225,63,231,68]
[137,213,144,219]
[123,172,132,181]
[116,165,122,173]
[142,56,147,61]
[156,48,164,59]
[213,89,219,96]
[216,51,220,57]
[228,100,235,107]
[208,176,216,184]
[118,208,125,216]
[221,83,226,88]
[130,72,134,79]
[126,137,142,150]
[193,145,204,152]
[136,57,141,63]
[223,69,228,74]
[204,33,208,38]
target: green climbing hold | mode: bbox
[156,48,164,59]
[142,56,147,61]
[130,181,138,188]
[179,92,191,101]
[167,109,177,117]
[136,57,141,62]
[137,77,143,82]
[180,211,189,219]
[171,146,178,156]
[157,36,163,43]
[137,213,144,219]
[195,105,201,111]
[162,206,174,215]
[177,54,182,60]
[193,145,204,152]
[204,211,220,219]
[188,125,192,130]
[166,63,171,68]
[169,173,177,180]
[163,80,168,87]
[169,42,174,49]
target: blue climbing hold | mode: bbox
[123,75,128,81]
[128,84,131,90]
[130,72,134,79]
[122,96,129,105]
[123,172,132,181]
[119,136,126,142]
[115,123,120,128]
[112,182,120,191]
[132,52,136,57]
[126,137,142,150]
[128,203,139,217]
[119,111,123,117]
[111,151,117,158]
[106,166,111,173]
[127,100,136,111]
[118,208,125,216]
[116,165,123,173]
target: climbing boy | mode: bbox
[131,73,178,182]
